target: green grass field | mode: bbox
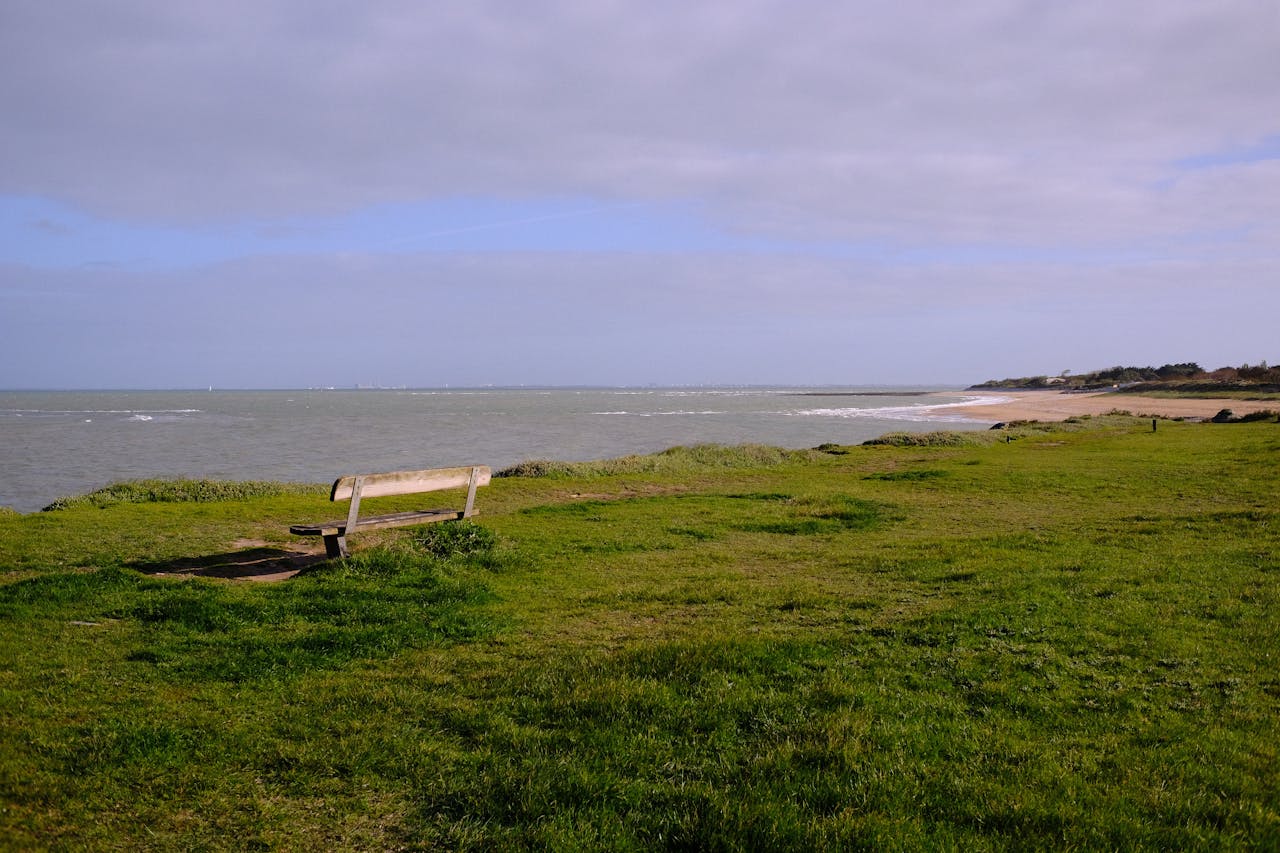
[2,416,1277,850]
[1122,389,1280,401]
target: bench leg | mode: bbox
[323,534,349,559]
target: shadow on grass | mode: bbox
[129,546,327,580]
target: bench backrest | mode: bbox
[332,465,491,532]
[330,465,492,501]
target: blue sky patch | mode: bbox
[1174,134,1280,170]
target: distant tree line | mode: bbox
[971,361,1280,391]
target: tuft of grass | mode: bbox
[864,469,949,482]
[865,415,1158,447]
[496,443,820,478]
[1210,409,1280,423]
[738,496,890,536]
[42,478,326,511]
[862,430,992,447]
[492,459,576,478]
[413,520,498,559]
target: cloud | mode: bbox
[1,1,1277,387]
[3,1,1277,238]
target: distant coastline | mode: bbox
[931,389,1278,423]
[785,391,931,397]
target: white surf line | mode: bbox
[786,395,1014,423]
[908,395,1015,422]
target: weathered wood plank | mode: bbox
[330,466,492,500]
[294,464,490,558]
[351,509,466,531]
[290,509,464,537]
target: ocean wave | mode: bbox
[787,396,1011,423]
[658,389,778,398]
[3,408,203,415]
[593,410,725,417]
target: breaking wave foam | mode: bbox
[788,395,1011,423]
[593,410,724,417]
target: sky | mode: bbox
[2,1,1277,389]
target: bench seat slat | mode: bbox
[290,509,464,537]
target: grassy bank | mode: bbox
[1120,388,1280,401]
[2,416,1278,849]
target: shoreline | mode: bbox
[935,390,1277,423]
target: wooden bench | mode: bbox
[290,465,491,558]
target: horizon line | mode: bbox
[0,382,969,393]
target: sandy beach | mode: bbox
[940,390,1278,424]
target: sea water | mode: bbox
[0,388,1004,512]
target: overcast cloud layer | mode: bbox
[2,0,1277,387]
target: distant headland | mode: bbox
[969,361,1280,394]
